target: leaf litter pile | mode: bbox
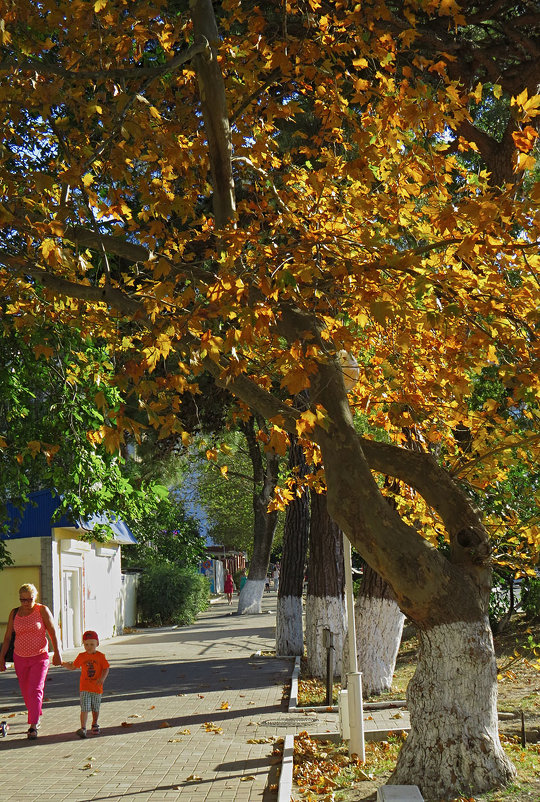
[288,730,407,801]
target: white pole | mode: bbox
[343,534,365,761]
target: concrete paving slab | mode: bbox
[1,592,411,801]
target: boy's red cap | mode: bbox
[83,630,99,644]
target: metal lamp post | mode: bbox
[343,534,365,760]
[338,350,365,760]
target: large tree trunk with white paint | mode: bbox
[391,617,516,799]
[305,490,346,678]
[276,435,309,655]
[355,565,405,697]
[237,417,280,615]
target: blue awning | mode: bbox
[2,489,137,544]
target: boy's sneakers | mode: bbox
[91,724,100,735]
[76,728,87,738]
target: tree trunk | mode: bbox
[237,416,280,615]
[391,617,516,799]
[276,436,310,656]
[305,490,346,678]
[354,564,405,697]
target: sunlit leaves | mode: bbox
[0,1,538,565]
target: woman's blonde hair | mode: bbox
[19,583,38,599]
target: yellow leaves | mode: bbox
[33,344,54,360]
[266,426,289,456]
[512,126,538,153]
[101,425,125,454]
[26,440,42,458]
[247,737,275,744]
[0,18,11,46]
[483,399,499,413]
[199,333,224,363]
[41,238,61,266]
[512,89,540,117]
[438,0,466,26]
[296,409,328,436]
[94,0,107,11]
[202,722,223,734]
[471,83,483,104]
[280,364,312,394]
[143,334,172,372]
[218,701,230,710]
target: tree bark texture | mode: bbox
[305,490,346,677]
[190,0,236,227]
[348,565,405,697]
[276,435,310,656]
[390,617,516,800]
[237,417,280,615]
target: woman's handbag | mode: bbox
[4,608,17,662]
[5,631,15,662]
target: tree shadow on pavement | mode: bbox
[0,701,286,750]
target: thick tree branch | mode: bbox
[0,40,209,80]
[190,0,236,228]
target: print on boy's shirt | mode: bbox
[73,651,110,693]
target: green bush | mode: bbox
[137,561,210,626]
[521,577,540,618]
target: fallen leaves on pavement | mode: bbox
[203,721,223,734]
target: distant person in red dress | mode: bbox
[224,573,235,605]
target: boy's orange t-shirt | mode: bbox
[73,651,110,693]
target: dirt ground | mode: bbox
[292,613,540,802]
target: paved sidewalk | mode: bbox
[0,594,300,802]
[0,594,407,801]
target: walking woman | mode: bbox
[0,583,62,739]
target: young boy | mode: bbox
[63,630,109,738]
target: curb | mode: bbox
[288,656,301,712]
[277,733,295,802]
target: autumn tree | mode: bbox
[1,1,540,798]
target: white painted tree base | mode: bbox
[237,579,265,615]
[391,617,516,800]
[355,596,405,696]
[305,595,346,678]
[276,596,304,655]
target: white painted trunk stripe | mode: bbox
[276,596,304,656]
[305,595,346,678]
[237,579,265,615]
[392,617,516,799]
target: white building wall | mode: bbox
[120,573,139,627]
[52,528,123,648]
[83,543,122,641]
